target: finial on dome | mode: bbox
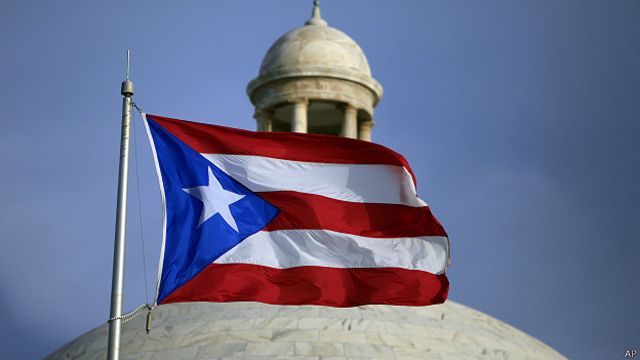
[305,0,327,26]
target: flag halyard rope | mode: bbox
[131,107,150,305]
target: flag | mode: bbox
[144,114,450,307]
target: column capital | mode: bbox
[254,108,275,120]
[360,119,375,127]
[337,102,357,112]
[291,98,309,106]
[254,108,275,132]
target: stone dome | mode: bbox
[257,24,374,87]
[247,6,383,112]
[47,301,565,359]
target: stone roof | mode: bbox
[47,301,565,359]
[247,7,382,108]
[259,23,372,79]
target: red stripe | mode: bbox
[146,114,417,186]
[260,191,447,238]
[161,263,449,307]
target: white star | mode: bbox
[183,167,245,232]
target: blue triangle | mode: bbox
[146,119,279,303]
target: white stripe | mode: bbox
[214,230,448,275]
[203,154,426,207]
[143,113,168,305]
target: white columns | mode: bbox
[340,104,358,139]
[291,99,308,133]
[255,109,273,132]
[358,120,374,142]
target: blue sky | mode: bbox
[1,1,638,359]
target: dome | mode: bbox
[47,301,564,359]
[259,24,372,83]
[247,6,382,111]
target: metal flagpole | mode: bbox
[107,49,134,360]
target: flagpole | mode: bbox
[107,49,134,360]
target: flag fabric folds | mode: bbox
[144,114,450,307]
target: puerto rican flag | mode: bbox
[144,114,450,307]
